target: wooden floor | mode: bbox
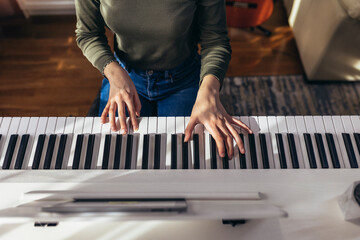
[0,1,303,117]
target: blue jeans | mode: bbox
[99,52,200,116]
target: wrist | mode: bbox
[199,74,220,95]
[104,61,127,82]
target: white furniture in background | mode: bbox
[16,0,75,18]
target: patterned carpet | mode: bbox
[220,75,360,116]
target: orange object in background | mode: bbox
[226,0,274,28]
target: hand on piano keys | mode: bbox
[0,116,360,171]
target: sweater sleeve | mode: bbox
[74,0,116,75]
[197,0,232,88]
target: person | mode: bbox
[75,0,252,159]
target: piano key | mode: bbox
[184,117,193,169]
[0,117,21,168]
[157,117,167,169]
[9,117,30,169]
[125,134,133,169]
[313,116,333,169]
[27,117,47,169]
[78,117,94,169]
[341,116,360,168]
[166,117,175,169]
[20,117,39,169]
[267,116,281,169]
[55,134,67,169]
[154,134,161,169]
[248,134,258,169]
[142,134,150,169]
[342,133,358,168]
[50,117,66,169]
[193,134,200,169]
[240,117,252,169]
[148,117,157,169]
[258,134,269,169]
[258,116,275,169]
[182,134,188,169]
[286,116,305,169]
[287,133,299,169]
[113,134,122,169]
[130,133,139,169]
[325,133,341,168]
[171,134,177,169]
[350,116,360,154]
[277,116,293,169]
[67,117,85,169]
[294,116,311,169]
[176,117,185,170]
[275,133,287,169]
[43,134,56,169]
[39,117,57,170]
[204,130,211,169]
[119,134,128,169]
[249,116,263,169]
[331,116,351,168]
[194,124,205,169]
[210,135,217,169]
[61,117,75,169]
[14,134,30,169]
[0,118,12,164]
[239,133,246,169]
[3,134,18,169]
[72,134,84,169]
[303,133,317,168]
[102,134,111,169]
[323,116,346,168]
[90,117,102,170]
[84,134,95,169]
[32,134,46,169]
[354,133,360,155]
[222,147,229,169]
[314,133,329,168]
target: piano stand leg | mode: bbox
[34,222,59,227]
[222,219,247,227]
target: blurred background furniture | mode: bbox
[283,0,360,81]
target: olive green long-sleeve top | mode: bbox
[75,0,232,86]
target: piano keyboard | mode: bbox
[0,116,360,171]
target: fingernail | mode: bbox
[220,152,225,158]
[120,129,125,134]
[134,126,139,132]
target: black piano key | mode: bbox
[248,134,258,169]
[325,133,341,168]
[210,135,217,169]
[55,134,68,169]
[193,134,200,169]
[3,134,18,169]
[259,133,270,169]
[239,134,246,169]
[72,134,84,169]
[43,134,56,169]
[32,134,46,170]
[287,133,299,169]
[353,133,360,155]
[171,134,177,169]
[303,133,317,168]
[125,134,133,169]
[142,134,150,169]
[153,134,161,169]
[182,134,188,169]
[113,134,122,169]
[222,146,229,169]
[14,134,30,169]
[342,133,358,168]
[84,134,95,169]
[101,134,111,169]
[314,133,329,169]
[275,133,287,169]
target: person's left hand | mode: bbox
[184,75,252,159]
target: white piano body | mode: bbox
[0,116,360,240]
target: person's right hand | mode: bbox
[101,62,141,133]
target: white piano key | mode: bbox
[78,117,94,169]
[313,116,333,168]
[38,117,57,170]
[130,133,139,169]
[204,128,211,169]
[285,116,305,169]
[258,116,275,169]
[97,121,110,169]
[0,117,12,160]
[350,116,360,132]
[61,117,75,169]
[67,117,85,169]
[9,117,30,169]
[27,117,48,169]
[249,116,263,169]
[323,116,346,168]
[176,117,185,169]
[341,115,360,167]
[331,116,351,168]
[157,117,167,169]
[119,134,127,169]
[136,117,148,169]
[147,117,157,169]
[304,116,322,169]
[91,117,102,169]
[267,116,281,169]
[108,131,117,169]
[295,116,311,169]
[49,117,66,169]
[185,117,192,169]
[277,116,293,169]
[240,116,252,169]
[0,117,21,168]
[166,117,175,169]
[21,117,39,169]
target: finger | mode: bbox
[101,103,110,124]
[116,100,127,134]
[217,121,234,159]
[230,117,253,134]
[184,117,197,142]
[134,93,142,117]
[109,102,117,131]
[206,124,225,158]
[225,120,245,154]
[124,96,139,131]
